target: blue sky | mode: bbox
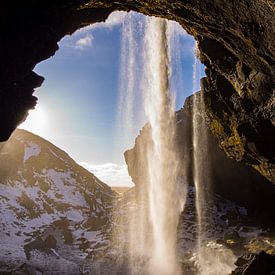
[20,11,204,186]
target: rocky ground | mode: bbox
[0,129,274,274]
[110,185,275,275]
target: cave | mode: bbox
[1,0,274,182]
[0,1,274,274]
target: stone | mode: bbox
[232,251,275,275]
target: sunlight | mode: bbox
[19,104,48,136]
[0,5,272,275]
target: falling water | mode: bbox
[192,42,206,271]
[191,43,236,275]
[117,13,137,138]
[115,13,149,271]
[117,13,147,144]
[142,17,184,275]
[116,11,236,275]
[116,14,184,275]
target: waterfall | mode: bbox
[116,14,185,275]
[192,42,207,271]
[142,17,184,275]
[117,13,145,146]
[117,13,137,140]
[191,43,236,275]
[115,11,236,275]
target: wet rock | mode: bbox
[231,251,275,275]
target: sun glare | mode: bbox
[19,105,47,135]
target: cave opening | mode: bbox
[0,1,275,275]
[13,10,212,274]
[19,11,203,188]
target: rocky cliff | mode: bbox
[0,0,274,181]
[125,94,275,222]
[0,129,115,273]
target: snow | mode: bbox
[24,142,41,162]
[50,248,60,258]
[83,230,101,241]
[42,169,89,208]
[0,131,115,273]
[66,210,84,222]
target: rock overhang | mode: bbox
[0,0,274,181]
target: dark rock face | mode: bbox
[0,1,274,180]
[0,1,112,141]
[125,95,275,221]
[232,251,275,275]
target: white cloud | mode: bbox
[75,34,93,50]
[104,11,128,27]
[79,162,134,187]
[71,10,128,42]
[63,11,128,50]
[84,11,128,31]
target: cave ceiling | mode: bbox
[1,0,274,182]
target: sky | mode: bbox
[20,11,204,187]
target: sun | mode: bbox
[19,104,47,135]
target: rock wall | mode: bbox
[125,94,275,221]
[0,0,274,181]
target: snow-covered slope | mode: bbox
[0,129,116,273]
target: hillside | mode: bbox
[0,129,116,274]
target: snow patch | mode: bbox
[24,142,41,162]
